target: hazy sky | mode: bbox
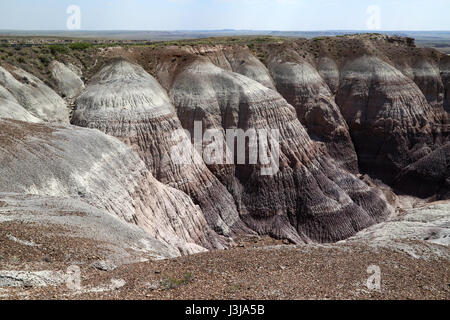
[0,0,448,31]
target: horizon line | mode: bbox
[1,29,450,33]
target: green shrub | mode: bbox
[69,42,93,50]
[160,272,193,290]
[49,44,69,55]
[39,55,51,65]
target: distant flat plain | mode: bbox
[1,30,450,53]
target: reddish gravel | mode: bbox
[1,237,448,300]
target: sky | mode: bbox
[0,0,449,31]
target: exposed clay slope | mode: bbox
[0,64,69,123]
[183,45,276,89]
[116,36,449,195]
[336,55,438,182]
[396,142,450,198]
[267,48,358,172]
[222,46,276,90]
[0,98,43,123]
[0,86,42,123]
[410,59,444,112]
[1,34,446,251]
[72,59,247,238]
[317,56,340,94]
[0,193,180,264]
[118,44,276,91]
[246,35,448,197]
[0,119,221,254]
[348,200,450,248]
[49,60,85,100]
[170,58,392,243]
[441,55,450,113]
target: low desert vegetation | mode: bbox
[68,42,93,50]
[160,272,194,290]
[49,44,70,55]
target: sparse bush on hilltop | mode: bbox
[39,55,51,65]
[69,42,93,50]
[49,44,69,55]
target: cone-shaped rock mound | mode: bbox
[0,119,221,254]
[0,64,69,123]
[72,59,249,239]
[170,58,392,243]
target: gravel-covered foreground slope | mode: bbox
[0,193,179,264]
[1,201,448,300]
[0,119,220,255]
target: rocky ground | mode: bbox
[1,201,449,300]
[1,236,448,300]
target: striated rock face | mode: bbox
[0,86,42,123]
[396,142,450,198]
[0,99,43,123]
[0,64,69,123]
[186,45,275,89]
[221,47,276,90]
[411,59,444,112]
[2,35,447,256]
[0,193,180,262]
[100,36,450,201]
[72,59,246,238]
[170,58,391,243]
[335,55,438,182]
[0,119,220,255]
[441,56,450,113]
[49,60,85,100]
[149,45,276,92]
[268,50,358,172]
[317,57,340,94]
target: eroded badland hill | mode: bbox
[0,34,448,299]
